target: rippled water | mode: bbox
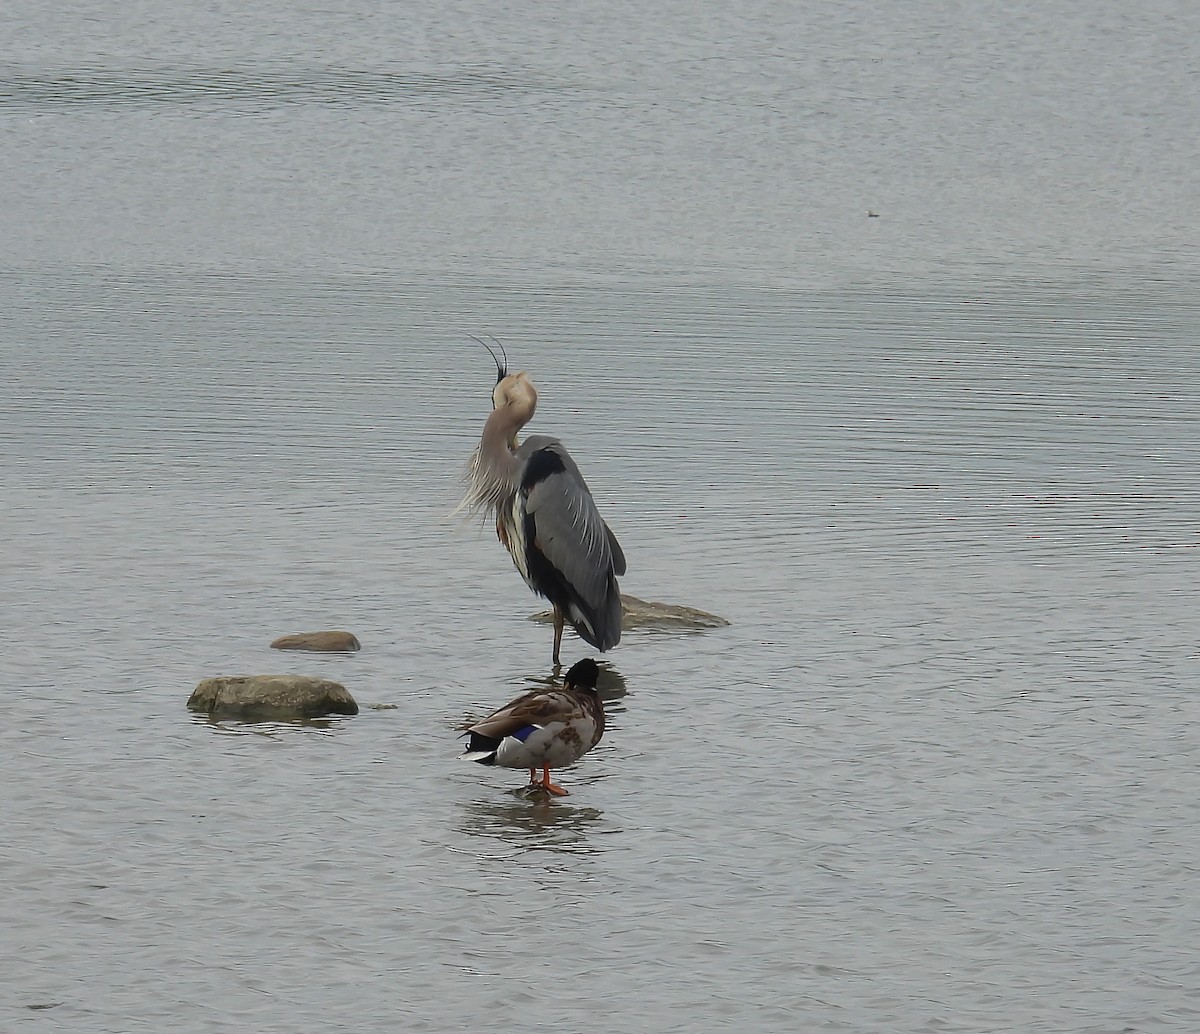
[4,1,1200,1031]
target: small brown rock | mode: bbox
[270,630,361,653]
[187,675,358,720]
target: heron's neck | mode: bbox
[481,406,527,482]
[453,403,535,520]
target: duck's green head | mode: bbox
[564,658,600,692]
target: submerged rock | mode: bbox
[618,594,730,630]
[270,630,361,653]
[531,593,729,632]
[187,675,359,720]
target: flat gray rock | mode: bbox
[531,593,729,632]
[618,594,730,630]
[187,675,359,720]
[270,630,361,652]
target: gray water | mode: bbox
[3,1,1200,1032]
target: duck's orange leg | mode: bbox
[541,765,569,796]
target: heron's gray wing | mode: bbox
[605,524,626,576]
[528,438,627,575]
[522,435,592,490]
[524,467,617,612]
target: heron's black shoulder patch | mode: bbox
[521,447,566,492]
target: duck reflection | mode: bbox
[454,793,608,857]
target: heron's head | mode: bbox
[492,370,538,421]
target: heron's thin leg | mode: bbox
[528,767,538,784]
[542,765,568,796]
[552,605,564,666]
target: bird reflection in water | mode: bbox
[453,795,609,858]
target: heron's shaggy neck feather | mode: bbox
[454,405,527,519]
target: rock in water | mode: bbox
[531,593,729,632]
[187,675,359,720]
[270,630,361,652]
[617,594,730,630]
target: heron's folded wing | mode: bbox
[525,469,618,611]
[605,523,626,576]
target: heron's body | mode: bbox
[460,658,605,795]
[457,356,625,664]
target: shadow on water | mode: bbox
[187,713,355,737]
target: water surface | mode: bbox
[3,1,1200,1031]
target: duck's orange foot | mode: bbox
[537,767,568,796]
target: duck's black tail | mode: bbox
[459,731,501,765]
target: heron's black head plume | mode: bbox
[471,335,508,383]
[563,658,601,692]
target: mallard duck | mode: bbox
[459,658,604,796]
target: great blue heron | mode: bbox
[459,657,604,796]
[455,341,626,665]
